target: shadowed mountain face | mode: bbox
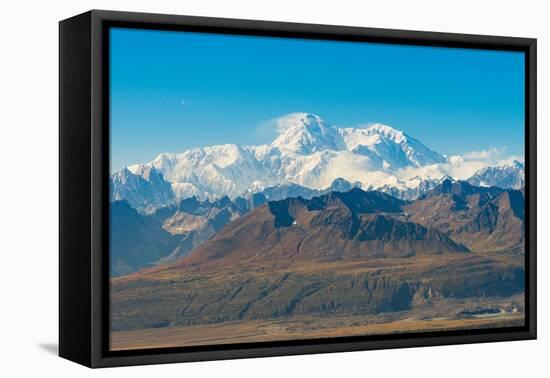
[154,195,264,264]
[267,189,404,227]
[110,201,180,276]
[308,188,405,214]
[259,178,363,202]
[404,180,525,254]
[111,194,268,275]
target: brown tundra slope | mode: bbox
[111,187,524,334]
[403,180,525,254]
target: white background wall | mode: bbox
[0,0,546,376]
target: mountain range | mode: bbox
[110,194,264,276]
[111,180,525,335]
[110,113,525,212]
[111,179,524,276]
[168,188,470,269]
[466,160,525,189]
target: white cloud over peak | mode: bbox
[397,146,521,183]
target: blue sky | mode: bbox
[110,27,525,172]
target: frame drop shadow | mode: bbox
[38,343,58,355]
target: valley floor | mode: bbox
[110,294,524,351]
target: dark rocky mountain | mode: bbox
[260,182,322,201]
[165,189,467,269]
[404,179,524,254]
[233,192,268,213]
[310,188,405,214]
[258,177,362,202]
[452,190,525,254]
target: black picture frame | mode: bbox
[59,9,537,368]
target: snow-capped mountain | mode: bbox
[110,166,174,212]
[271,113,345,154]
[110,113,524,210]
[144,143,274,201]
[269,113,446,169]
[467,160,525,189]
[339,123,446,169]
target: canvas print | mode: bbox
[108,28,526,351]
